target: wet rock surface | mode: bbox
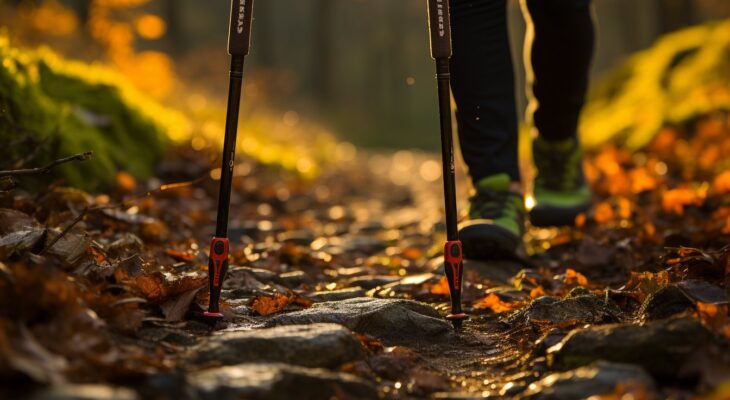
[263,297,452,344]
[520,362,655,400]
[31,385,139,400]
[188,363,377,400]
[509,294,622,328]
[547,316,716,379]
[190,323,365,368]
[308,287,366,302]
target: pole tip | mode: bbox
[446,313,468,331]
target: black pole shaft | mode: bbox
[436,58,458,241]
[215,55,245,238]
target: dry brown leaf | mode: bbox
[250,293,294,316]
[164,249,196,262]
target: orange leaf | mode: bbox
[430,276,451,296]
[594,202,614,224]
[115,171,137,192]
[530,286,546,299]
[250,293,294,316]
[473,293,525,313]
[165,249,195,262]
[662,188,704,215]
[697,302,729,331]
[713,170,730,195]
[565,268,589,287]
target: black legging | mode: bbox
[449,0,595,184]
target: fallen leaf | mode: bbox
[473,293,526,313]
[165,248,196,262]
[565,268,589,287]
[250,293,294,316]
[160,287,203,321]
[430,276,450,296]
[697,302,729,331]
[0,209,45,260]
[662,187,704,215]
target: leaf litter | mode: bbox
[0,114,728,398]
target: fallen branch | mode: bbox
[0,151,93,178]
[39,207,89,256]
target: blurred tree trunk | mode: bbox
[255,0,276,66]
[312,0,334,105]
[163,0,183,54]
[387,0,406,121]
[658,0,695,33]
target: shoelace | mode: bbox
[469,188,516,220]
[535,144,581,191]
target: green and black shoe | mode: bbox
[459,173,525,260]
[530,136,591,227]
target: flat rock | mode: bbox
[548,316,715,379]
[520,362,655,400]
[32,384,138,400]
[188,363,376,400]
[263,297,452,344]
[308,287,366,302]
[639,285,695,320]
[509,295,621,327]
[346,275,400,289]
[640,281,728,321]
[190,323,364,368]
[279,270,312,288]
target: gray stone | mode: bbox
[346,275,400,289]
[32,385,138,400]
[277,230,315,246]
[639,285,695,321]
[309,287,366,302]
[263,297,452,344]
[188,363,376,400]
[509,295,621,327]
[547,316,715,379]
[521,362,655,400]
[342,235,386,254]
[190,323,364,368]
[279,270,312,288]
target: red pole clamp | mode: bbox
[209,237,229,288]
[444,240,462,289]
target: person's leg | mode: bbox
[451,0,525,259]
[523,0,594,141]
[522,0,595,227]
[450,0,519,184]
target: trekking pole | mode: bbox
[204,0,255,320]
[427,0,467,330]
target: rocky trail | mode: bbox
[1,114,729,400]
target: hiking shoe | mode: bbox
[459,173,525,259]
[530,136,591,227]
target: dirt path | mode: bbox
[1,118,729,399]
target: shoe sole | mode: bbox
[459,222,521,260]
[529,203,590,227]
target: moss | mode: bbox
[581,20,730,149]
[0,35,189,191]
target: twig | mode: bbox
[39,207,89,256]
[90,175,208,212]
[0,151,93,178]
